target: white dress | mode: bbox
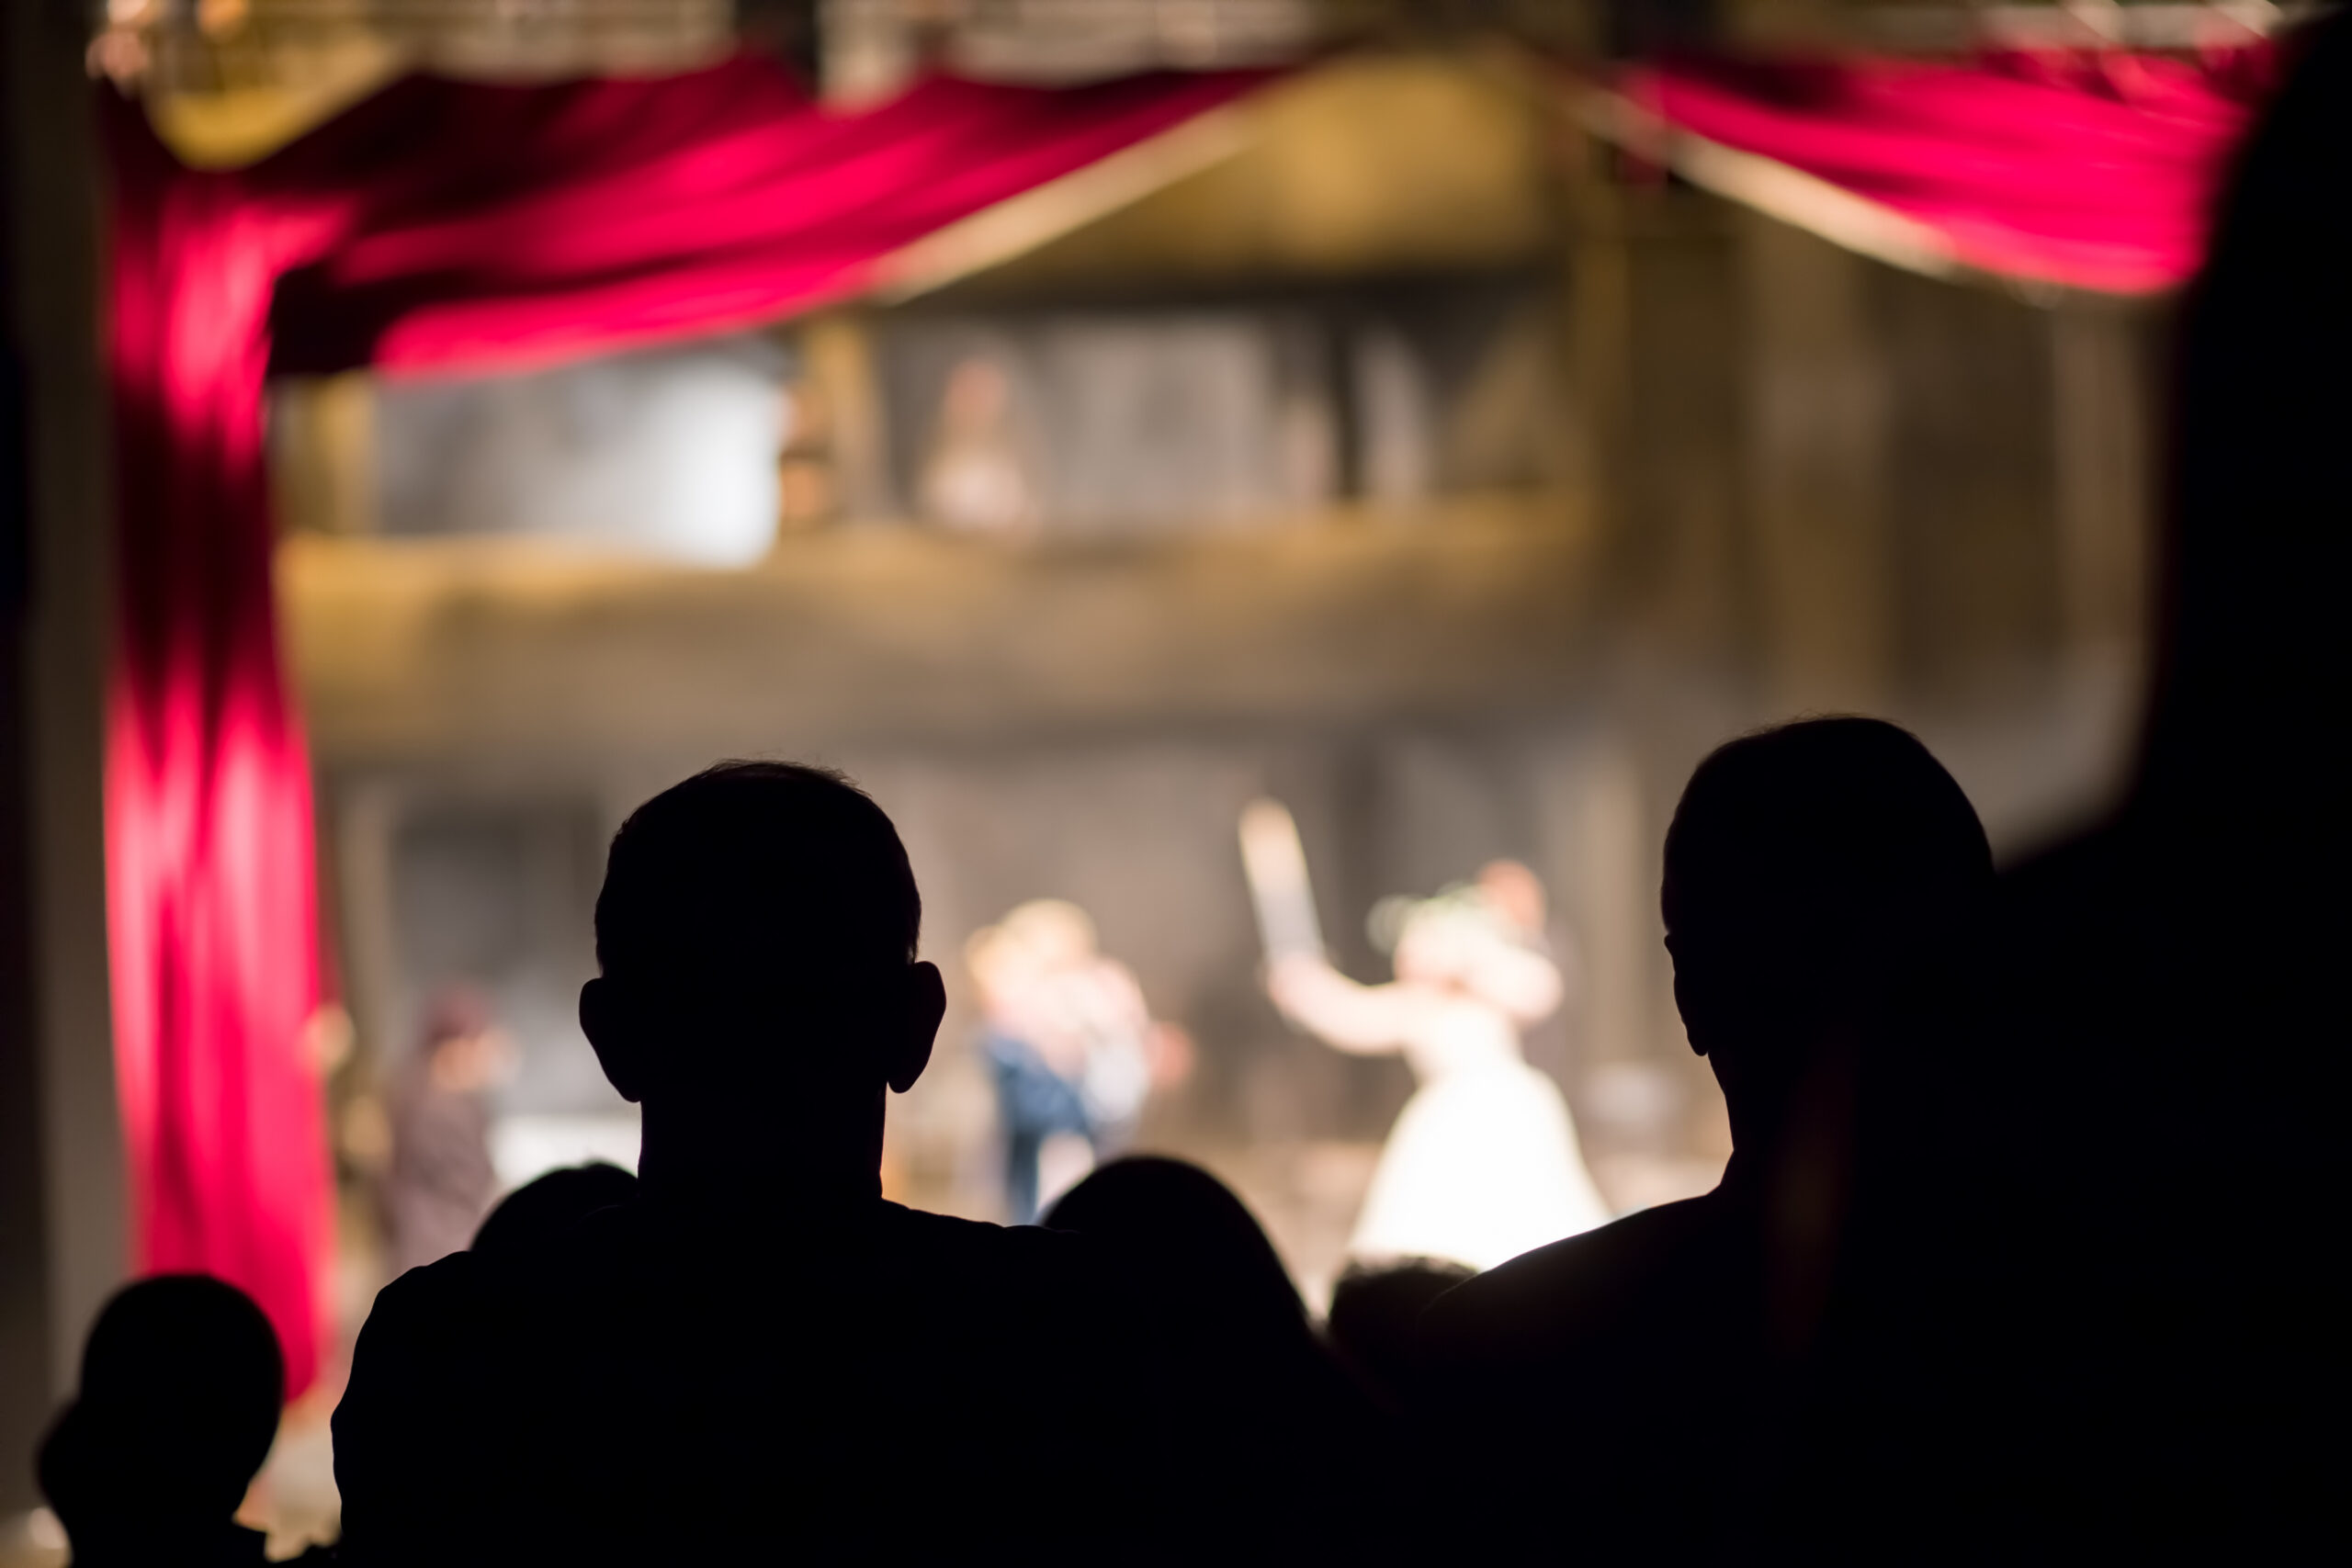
[1272,958,1613,1272]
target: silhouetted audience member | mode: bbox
[1979,16,2350,1546]
[1039,1156,1393,1550]
[38,1275,302,1568]
[1042,1156,1302,1333]
[1323,1257,1472,1412]
[468,1160,637,1258]
[334,763,1159,1564]
[1418,717,1995,1554]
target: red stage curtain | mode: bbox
[1616,47,2278,293]
[99,56,1266,1393]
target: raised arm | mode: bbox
[1266,953,1417,1054]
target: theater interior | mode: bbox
[5,0,2258,1557]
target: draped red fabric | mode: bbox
[1622,47,2279,293]
[98,56,1269,1393]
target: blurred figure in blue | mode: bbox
[968,900,1190,1222]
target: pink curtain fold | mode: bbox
[1619,46,2279,293]
[98,55,1268,1395]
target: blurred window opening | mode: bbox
[1859,3,2295,52]
[894,311,1329,535]
[270,282,1566,549]
[274,334,793,565]
[89,0,1327,105]
[86,0,2306,116]
[824,0,1323,101]
[93,0,739,95]
[879,282,1566,535]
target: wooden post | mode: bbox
[1741,212,1897,713]
[2,0,126,1513]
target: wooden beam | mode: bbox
[284,493,1597,766]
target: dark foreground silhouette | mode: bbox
[1975,16,2349,1546]
[1416,21,2350,1552]
[333,764,1168,1563]
[1039,1156,1393,1542]
[1324,1258,1472,1413]
[466,1160,637,1258]
[38,1275,305,1568]
[1419,717,1996,1554]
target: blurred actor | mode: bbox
[380,986,512,1275]
[968,898,1191,1222]
[919,356,1035,537]
[1267,862,1611,1270]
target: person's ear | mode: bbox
[580,977,648,1103]
[887,961,945,1095]
[1665,934,1711,1058]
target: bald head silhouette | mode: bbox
[1665,718,1992,1134]
[578,761,946,1204]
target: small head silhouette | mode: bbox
[580,761,944,1120]
[38,1275,283,1559]
[1045,1158,1387,1542]
[1664,718,1992,1118]
[470,1161,639,1257]
[1326,1257,1476,1407]
[1043,1156,1306,1344]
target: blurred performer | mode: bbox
[382,987,513,1275]
[919,356,1035,537]
[1249,808,1611,1270]
[968,900,1190,1223]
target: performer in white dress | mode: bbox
[1243,804,1611,1271]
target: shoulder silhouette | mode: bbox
[1324,1257,1473,1413]
[467,1161,637,1258]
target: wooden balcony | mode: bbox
[282,491,1598,769]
